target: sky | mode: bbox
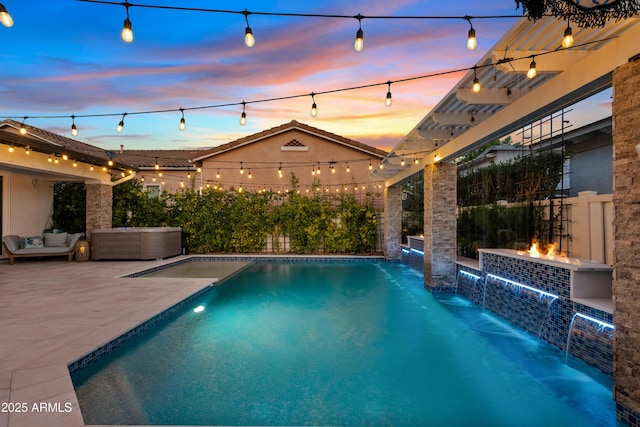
[0,0,612,153]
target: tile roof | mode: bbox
[114,149,205,169]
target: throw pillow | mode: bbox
[24,236,45,249]
[44,232,68,247]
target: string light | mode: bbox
[385,81,392,107]
[472,67,481,93]
[116,113,126,132]
[19,117,27,135]
[63,154,69,160]
[48,155,53,163]
[562,18,574,49]
[466,17,477,51]
[248,169,252,179]
[240,161,244,174]
[0,3,14,27]
[316,162,321,175]
[25,145,30,155]
[179,108,186,131]
[5,43,597,131]
[121,2,133,43]
[401,157,405,166]
[216,170,220,179]
[414,158,419,164]
[310,93,318,117]
[354,15,364,52]
[243,10,255,47]
[71,115,78,136]
[155,157,160,170]
[346,163,350,173]
[72,160,77,167]
[8,145,14,153]
[240,101,247,125]
[527,56,537,79]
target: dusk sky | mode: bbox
[0,1,611,153]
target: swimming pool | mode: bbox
[71,261,618,426]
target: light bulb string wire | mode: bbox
[77,0,530,21]
[2,36,614,122]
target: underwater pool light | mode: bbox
[193,305,205,313]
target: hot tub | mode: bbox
[90,227,182,260]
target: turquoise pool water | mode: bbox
[72,261,618,426]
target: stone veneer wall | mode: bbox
[85,183,112,240]
[384,185,403,261]
[612,57,640,424]
[423,162,457,292]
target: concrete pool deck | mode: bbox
[0,255,246,427]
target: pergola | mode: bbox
[373,15,640,184]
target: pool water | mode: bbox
[72,261,619,426]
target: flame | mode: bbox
[525,240,565,259]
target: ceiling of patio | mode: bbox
[374,15,640,186]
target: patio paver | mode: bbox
[0,256,237,427]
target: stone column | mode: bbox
[86,183,112,240]
[384,185,403,260]
[612,57,640,424]
[423,162,457,292]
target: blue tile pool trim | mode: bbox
[450,255,614,377]
[617,403,640,426]
[70,256,387,374]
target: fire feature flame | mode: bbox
[525,240,565,259]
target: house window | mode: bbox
[145,185,160,198]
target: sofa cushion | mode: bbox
[12,247,71,254]
[2,235,21,253]
[44,232,68,247]
[24,236,44,249]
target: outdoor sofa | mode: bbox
[2,232,84,264]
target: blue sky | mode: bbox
[0,1,611,152]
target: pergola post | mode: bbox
[612,56,640,424]
[423,162,457,292]
[384,185,403,261]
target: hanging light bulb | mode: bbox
[562,19,574,49]
[8,145,14,153]
[63,154,69,161]
[346,163,350,173]
[25,145,30,155]
[240,101,247,125]
[310,93,318,117]
[316,162,321,175]
[70,115,78,136]
[19,117,27,135]
[48,155,53,163]
[248,169,252,179]
[179,108,186,131]
[472,67,481,93]
[121,3,133,43]
[466,18,477,51]
[240,162,244,174]
[155,157,160,170]
[354,15,364,52]
[216,170,220,179]
[385,81,392,107]
[0,3,14,27]
[278,162,283,177]
[379,162,384,170]
[369,162,373,170]
[414,158,419,165]
[243,10,255,47]
[108,159,114,166]
[116,113,127,132]
[401,157,405,166]
[527,57,537,79]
